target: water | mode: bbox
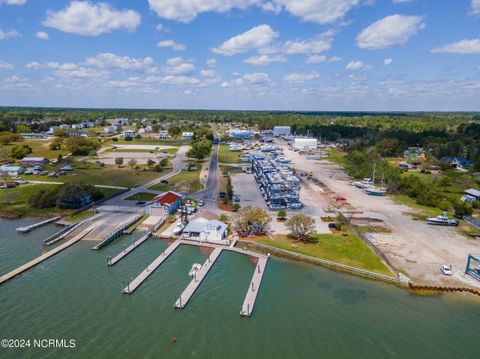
[1,219,479,359]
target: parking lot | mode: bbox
[231,173,265,208]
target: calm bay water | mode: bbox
[1,218,479,359]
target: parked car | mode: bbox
[160,179,169,184]
[197,200,205,207]
[218,192,226,198]
[441,264,452,276]
[335,197,347,201]
[15,180,28,184]
[328,223,340,229]
[135,201,147,206]
[61,165,74,171]
[48,172,57,177]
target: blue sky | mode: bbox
[0,0,480,111]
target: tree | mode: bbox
[128,159,137,169]
[49,138,63,150]
[10,144,32,159]
[277,210,287,220]
[232,203,241,212]
[115,157,124,167]
[65,137,100,156]
[53,129,68,138]
[232,206,271,237]
[15,124,30,133]
[285,214,316,243]
[452,200,473,218]
[147,159,156,167]
[0,131,21,145]
[226,177,233,201]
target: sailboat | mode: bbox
[364,163,387,196]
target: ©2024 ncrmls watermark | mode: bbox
[1,338,76,349]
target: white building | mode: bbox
[0,165,25,176]
[181,132,194,140]
[103,126,116,135]
[293,138,318,150]
[182,218,228,242]
[158,130,169,139]
[124,130,136,138]
[273,126,291,137]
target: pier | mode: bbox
[92,214,142,250]
[0,226,94,286]
[108,232,150,266]
[174,247,223,309]
[240,255,268,317]
[16,217,61,233]
[123,240,181,294]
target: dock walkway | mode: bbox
[0,226,94,286]
[174,247,223,309]
[123,240,181,294]
[108,232,150,266]
[16,217,61,233]
[240,256,268,317]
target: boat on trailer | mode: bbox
[426,213,459,226]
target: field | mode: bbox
[124,192,157,201]
[149,169,203,193]
[110,138,191,147]
[218,144,242,164]
[258,233,392,276]
[0,138,69,161]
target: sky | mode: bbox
[0,0,480,111]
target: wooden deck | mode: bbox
[174,247,223,309]
[0,226,94,286]
[123,240,181,294]
[108,232,150,266]
[240,256,268,317]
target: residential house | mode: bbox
[124,130,136,139]
[158,130,169,139]
[144,191,183,216]
[464,188,480,203]
[182,217,228,242]
[59,124,70,131]
[181,132,194,140]
[103,126,116,135]
[0,165,25,176]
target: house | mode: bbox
[0,165,25,176]
[464,188,480,203]
[182,217,228,242]
[124,130,136,139]
[158,130,169,139]
[59,124,70,131]
[181,132,194,140]
[231,130,254,139]
[68,131,88,138]
[440,157,475,168]
[48,126,59,134]
[103,126,116,135]
[20,157,49,166]
[273,126,291,137]
[144,191,183,216]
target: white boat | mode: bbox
[172,223,185,235]
[365,186,387,196]
[353,178,372,188]
[426,213,459,226]
[189,263,202,277]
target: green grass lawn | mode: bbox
[258,233,392,276]
[103,147,179,155]
[0,138,69,161]
[110,138,191,147]
[124,192,157,201]
[327,148,348,166]
[66,209,94,223]
[218,144,242,164]
[391,194,443,219]
[149,169,203,193]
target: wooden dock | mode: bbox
[240,255,268,317]
[0,226,94,286]
[174,247,223,309]
[123,240,181,294]
[108,232,150,266]
[16,217,61,233]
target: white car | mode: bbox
[441,264,452,276]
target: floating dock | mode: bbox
[16,217,61,233]
[108,232,150,266]
[123,240,181,294]
[240,256,268,317]
[0,226,94,286]
[174,247,223,309]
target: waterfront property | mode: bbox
[182,217,228,242]
[144,191,183,216]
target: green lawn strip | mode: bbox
[111,138,191,146]
[66,209,94,223]
[103,147,179,155]
[218,144,242,164]
[327,148,348,166]
[258,233,392,276]
[124,192,157,201]
[0,139,69,160]
[391,194,443,219]
[149,169,203,193]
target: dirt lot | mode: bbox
[278,141,480,288]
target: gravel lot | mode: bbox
[278,141,480,288]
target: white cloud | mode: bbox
[278,30,335,55]
[356,15,425,50]
[147,0,260,23]
[161,75,200,86]
[0,28,21,40]
[244,54,286,65]
[212,24,278,56]
[261,1,282,14]
[35,31,49,40]
[85,53,155,71]
[392,0,413,3]
[269,0,362,24]
[329,56,342,62]
[26,61,42,70]
[306,55,327,64]
[470,0,480,15]
[431,38,480,54]
[206,58,217,67]
[164,57,195,75]
[384,58,393,65]
[46,62,109,79]
[200,70,217,78]
[43,1,141,36]
[0,61,14,71]
[222,72,270,87]
[157,39,186,51]
[346,60,372,70]
[284,71,319,83]
[0,0,27,5]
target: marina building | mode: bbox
[273,126,291,137]
[293,138,318,150]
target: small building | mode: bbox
[48,126,59,134]
[440,157,475,168]
[181,132,194,140]
[273,126,291,137]
[59,124,70,131]
[464,188,480,203]
[0,165,25,176]
[145,191,183,216]
[20,157,49,166]
[231,130,254,139]
[293,138,317,150]
[158,130,169,139]
[20,133,47,139]
[182,218,228,242]
[124,130,136,139]
[68,131,88,138]
[103,126,116,135]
